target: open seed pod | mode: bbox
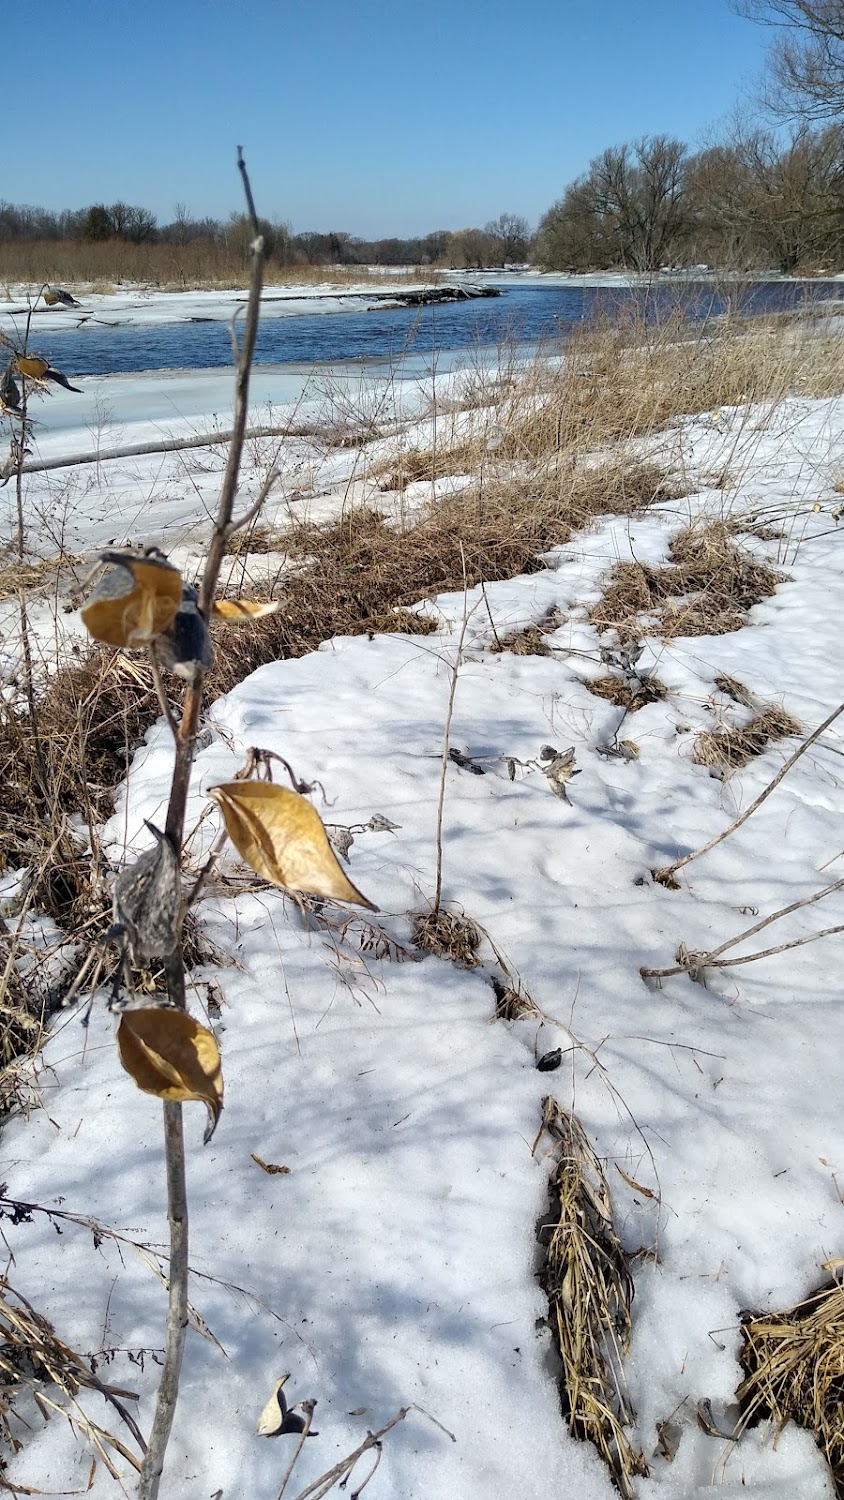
[81,550,182,648]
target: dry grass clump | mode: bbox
[222,523,279,556]
[375,446,469,489]
[537,1100,647,1498]
[591,521,783,642]
[0,653,155,898]
[411,906,482,967]
[496,309,844,466]
[495,624,553,657]
[489,973,541,1020]
[208,460,675,695]
[738,1278,844,1497]
[0,1277,144,1485]
[490,606,566,657]
[586,674,667,711]
[693,705,802,771]
[0,555,84,603]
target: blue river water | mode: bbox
[20,280,844,378]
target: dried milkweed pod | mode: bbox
[157,584,213,678]
[117,1006,223,1142]
[209,780,376,909]
[81,550,182,648]
[113,823,181,964]
[256,1375,319,1437]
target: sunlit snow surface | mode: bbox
[1,358,843,1497]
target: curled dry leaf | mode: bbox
[212,599,279,621]
[257,1375,319,1437]
[209,781,377,910]
[81,551,182,648]
[117,1007,223,1143]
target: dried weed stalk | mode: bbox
[537,1100,647,1499]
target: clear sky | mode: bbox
[8,0,771,236]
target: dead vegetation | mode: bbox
[537,1100,646,1498]
[738,1277,844,1498]
[586,673,668,711]
[491,606,566,657]
[591,521,784,641]
[0,240,433,291]
[411,906,482,967]
[0,1277,145,1487]
[693,704,803,771]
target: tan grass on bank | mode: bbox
[0,239,435,293]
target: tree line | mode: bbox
[0,200,532,270]
[5,5,844,278]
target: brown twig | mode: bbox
[137,146,267,1500]
[642,875,844,979]
[654,699,844,883]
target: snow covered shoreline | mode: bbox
[2,349,844,1496]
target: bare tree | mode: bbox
[537,136,690,272]
[484,212,531,263]
[689,123,844,270]
[737,1,844,118]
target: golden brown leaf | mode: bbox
[81,552,182,648]
[212,599,279,622]
[209,781,376,909]
[117,1007,223,1142]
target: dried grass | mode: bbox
[586,674,668,711]
[693,705,803,771]
[537,1100,647,1498]
[738,1277,844,1497]
[411,906,482,967]
[0,1277,144,1486]
[591,521,784,642]
[0,239,433,291]
[0,554,83,603]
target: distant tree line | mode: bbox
[8,7,844,280]
[535,126,844,274]
[0,200,532,270]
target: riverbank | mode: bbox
[2,306,844,1498]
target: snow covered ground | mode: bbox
[2,370,844,1498]
[0,280,453,337]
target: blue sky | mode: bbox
[9,0,770,236]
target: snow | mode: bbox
[0,280,451,336]
[2,366,844,1497]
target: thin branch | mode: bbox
[654,698,844,882]
[137,147,267,1500]
[275,1400,317,1500]
[226,462,280,537]
[433,548,470,914]
[290,1409,410,1500]
[642,874,844,979]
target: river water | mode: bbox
[20,279,844,378]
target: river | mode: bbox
[16,278,844,378]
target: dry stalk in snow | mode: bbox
[536,1099,647,1498]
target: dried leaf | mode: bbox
[81,552,182,648]
[257,1376,319,1437]
[251,1154,291,1176]
[117,1008,223,1142]
[615,1163,657,1200]
[212,599,279,622]
[209,781,377,909]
